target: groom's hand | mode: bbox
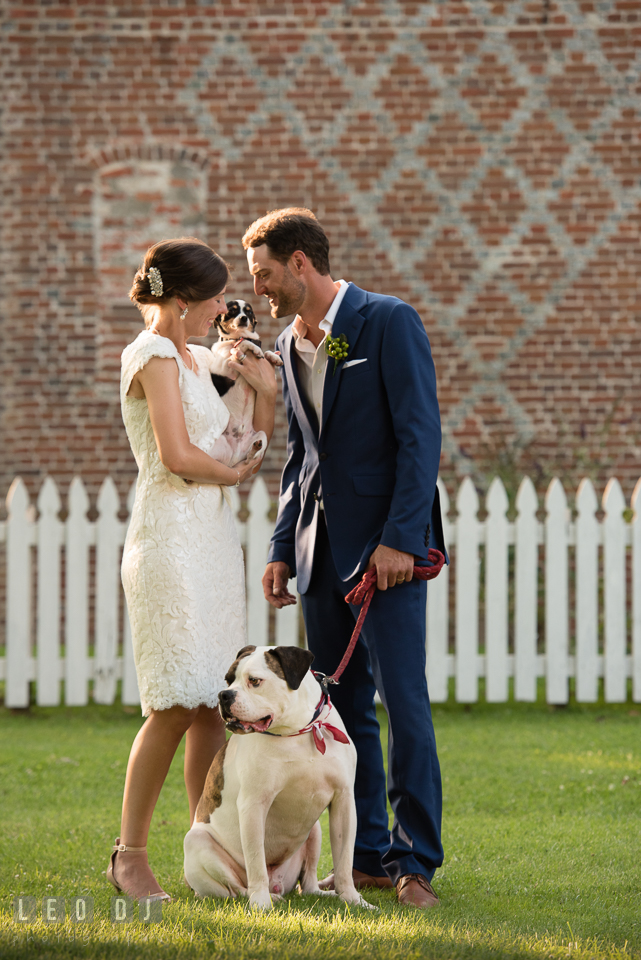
[366,545,414,591]
[263,562,297,608]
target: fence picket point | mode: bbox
[545,479,570,704]
[603,478,627,702]
[455,477,480,703]
[514,477,538,700]
[485,477,509,702]
[427,478,450,702]
[65,478,91,706]
[5,479,33,708]
[575,479,599,702]
[94,478,121,704]
[36,478,63,706]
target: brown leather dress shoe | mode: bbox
[396,874,440,908]
[318,867,393,891]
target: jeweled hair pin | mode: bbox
[147,266,164,297]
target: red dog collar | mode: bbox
[260,687,349,755]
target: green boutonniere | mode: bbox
[325,333,349,376]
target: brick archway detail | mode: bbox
[80,141,213,172]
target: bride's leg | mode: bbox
[184,706,227,826]
[112,705,198,897]
[121,705,197,844]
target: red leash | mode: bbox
[318,550,446,688]
[260,551,446,754]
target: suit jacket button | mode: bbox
[319,452,328,461]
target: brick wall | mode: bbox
[2,0,641,517]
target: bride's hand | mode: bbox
[234,442,264,484]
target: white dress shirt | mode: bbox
[291,279,349,426]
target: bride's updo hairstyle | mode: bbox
[129,238,230,328]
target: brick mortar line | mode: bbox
[0,22,635,36]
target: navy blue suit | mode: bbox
[267,283,445,883]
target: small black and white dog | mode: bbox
[208,300,283,468]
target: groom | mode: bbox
[242,208,446,908]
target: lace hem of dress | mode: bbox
[139,692,221,718]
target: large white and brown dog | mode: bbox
[183,645,374,911]
[208,300,283,467]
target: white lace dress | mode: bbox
[120,330,246,717]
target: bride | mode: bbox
[108,237,277,901]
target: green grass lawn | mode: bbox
[0,692,640,959]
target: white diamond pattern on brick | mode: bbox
[3,0,641,502]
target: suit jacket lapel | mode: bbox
[321,290,367,432]
[283,327,319,444]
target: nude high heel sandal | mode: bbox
[107,838,171,902]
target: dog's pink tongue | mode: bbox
[248,716,272,733]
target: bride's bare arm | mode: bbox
[135,357,259,485]
[227,352,277,441]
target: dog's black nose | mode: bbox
[218,689,236,706]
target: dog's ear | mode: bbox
[236,645,256,659]
[264,647,315,691]
[225,645,256,685]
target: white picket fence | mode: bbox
[1,473,640,709]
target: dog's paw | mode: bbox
[264,350,284,367]
[241,341,264,359]
[249,890,273,911]
[356,895,378,911]
[245,434,267,462]
[338,890,378,911]
[241,441,263,464]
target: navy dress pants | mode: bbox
[300,514,443,884]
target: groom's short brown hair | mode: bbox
[242,208,331,276]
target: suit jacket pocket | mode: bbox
[341,358,370,377]
[352,474,396,497]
